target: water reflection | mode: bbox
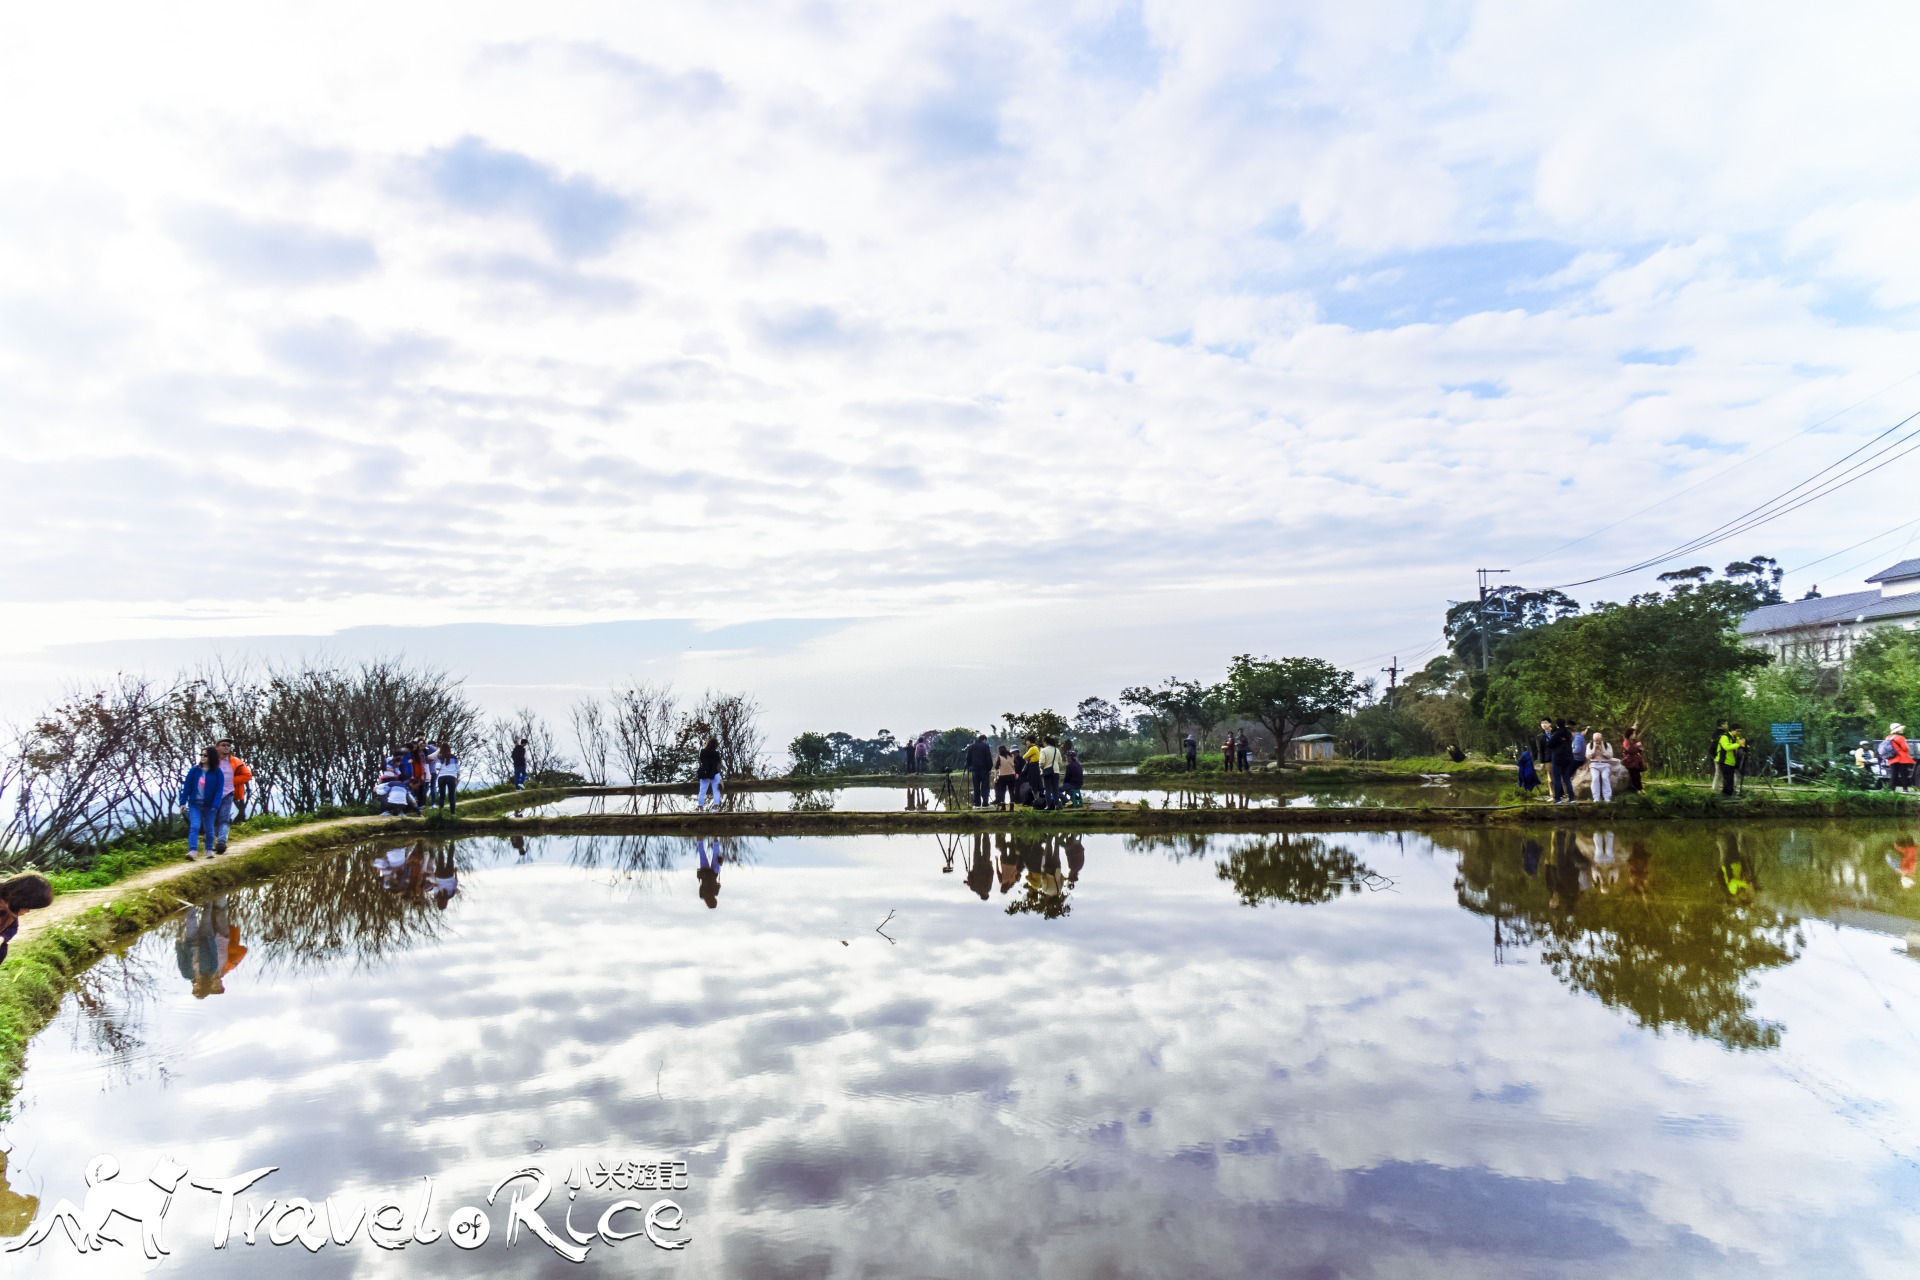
[1215,835,1389,906]
[174,896,246,999]
[1448,827,1805,1050]
[16,822,1920,1277]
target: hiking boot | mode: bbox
[186,849,198,861]
[214,842,227,855]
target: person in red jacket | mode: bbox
[1889,723,1913,793]
[215,739,254,843]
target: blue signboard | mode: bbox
[1771,722,1804,744]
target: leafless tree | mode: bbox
[481,708,571,784]
[569,696,613,786]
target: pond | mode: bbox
[6,821,1920,1276]
[518,775,1508,817]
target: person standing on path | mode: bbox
[1037,737,1064,810]
[1587,728,1615,802]
[1570,725,1587,774]
[434,742,461,811]
[1889,723,1914,792]
[993,746,1018,809]
[965,733,993,807]
[1716,724,1745,797]
[1221,733,1236,772]
[1621,727,1646,792]
[216,739,254,827]
[178,747,226,859]
[697,736,724,811]
[1063,749,1084,807]
[1183,733,1197,771]
[511,738,529,789]
[1238,736,1252,771]
[1548,720,1575,804]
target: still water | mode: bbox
[5,822,1920,1276]
[522,776,1506,817]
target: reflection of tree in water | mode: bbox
[66,948,172,1088]
[564,833,756,872]
[1445,828,1803,1052]
[787,787,836,813]
[227,839,476,976]
[1216,835,1384,907]
[1123,832,1214,862]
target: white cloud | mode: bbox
[2,0,1919,719]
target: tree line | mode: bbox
[1,659,767,867]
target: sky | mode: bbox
[4,0,1920,744]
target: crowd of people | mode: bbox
[1177,732,1256,771]
[1516,720,1647,804]
[1853,723,1915,791]
[376,739,466,815]
[967,734,1086,810]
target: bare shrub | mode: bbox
[569,697,613,786]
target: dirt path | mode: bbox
[16,813,390,944]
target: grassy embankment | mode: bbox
[0,783,568,1115]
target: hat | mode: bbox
[1893,723,1906,734]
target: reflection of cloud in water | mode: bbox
[6,828,1920,1276]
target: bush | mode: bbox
[1137,754,1222,777]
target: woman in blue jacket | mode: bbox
[178,746,225,859]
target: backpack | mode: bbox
[1878,738,1897,762]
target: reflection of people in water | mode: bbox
[1545,829,1584,911]
[511,834,530,860]
[1887,835,1919,890]
[1583,830,1619,892]
[431,847,459,910]
[1003,835,1071,918]
[964,834,994,901]
[1063,836,1085,886]
[175,896,247,999]
[1521,837,1542,878]
[374,845,413,892]
[696,838,722,909]
[1627,839,1651,894]
[904,786,930,812]
[1719,831,1759,902]
[996,834,1021,895]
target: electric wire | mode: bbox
[1546,408,1920,590]
[1514,368,1920,571]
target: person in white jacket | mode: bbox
[433,742,461,812]
[1586,728,1615,802]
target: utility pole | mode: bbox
[1475,569,1510,672]
[1380,657,1400,709]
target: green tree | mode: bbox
[1001,709,1069,744]
[1119,679,1222,751]
[1221,654,1361,762]
[787,732,833,776]
[1480,586,1768,770]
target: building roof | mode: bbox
[1867,558,1920,584]
[1738,588,1920,636]
[1293,733,1335,742]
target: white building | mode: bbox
[1738,559,1920,666]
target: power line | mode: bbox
[1515,367,1920,571]
[1547,408,1920,590]
[1786,517,1920,575]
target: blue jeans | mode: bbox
[698,777,722,809]
[513,768,527,789]
[216,795,234,845]
[187,805,219,851]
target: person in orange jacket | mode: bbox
[215,739,254,849]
